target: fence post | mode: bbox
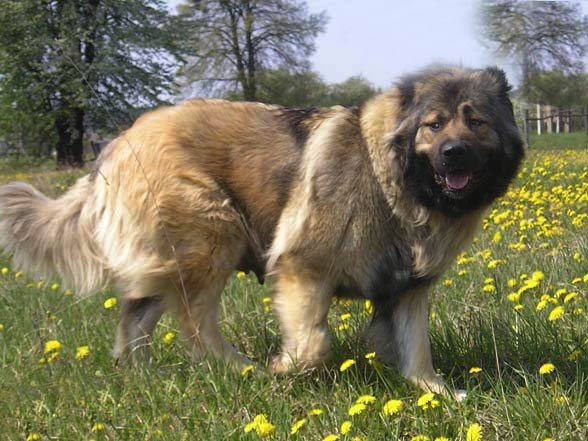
[523,109,530,149]
[536,104,542,135]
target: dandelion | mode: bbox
[241,364,255,376]
[487,259,504,269]
[348,403,367,416]
[26,434,41,441]
[507,292,521,303]
[290,418,307,435]
[91,423,106,432]
[364,352,376,360]
[0,323,4,331]
[309,408,323,416]
[539,363,555,375]
[50,282,59,291]
[410,436,430,441]
[383,399,403,416]
[514,304,523,311]
[568,350,580,362]
[64,289,73,296]
[15,271,23,279]
[548,306,564,321]
[340,313,351,321]
[364,300,373,314]
[338,323,350,331]
[482,284,496,293]
[355,394,376,405]
[322,435,339,441]
[417,392,440,410]
[103,297,117,309]
[340,359,356,372]
[563,292,578,303]
[1,267,8,275]
[492,231,502,243]
[44,339,62,354]
[163,332,175,344]
[75,345,90,360]
[469,366,483,374]
[244,414,275,437]
[435,438,450,441]
[340,420,352,435]
[236,271,246,279]
[442,278,454,286]
[507,278,517,287]
[466,423,482,441]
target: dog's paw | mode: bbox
[269,353,295,374]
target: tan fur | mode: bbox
[0,69,520,399]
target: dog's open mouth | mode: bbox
[435,170,476,193]
[445,171,472,190]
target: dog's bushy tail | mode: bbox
[0,177,109,295]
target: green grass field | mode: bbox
[0,145,587,441]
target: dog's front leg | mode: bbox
[366,285,466,401]
[270,258,333,374]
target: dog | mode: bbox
[0,66,523,399]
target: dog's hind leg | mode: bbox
[176,267,254,369]
[113,295,167,363]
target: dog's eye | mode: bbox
[428,122,442,131]
[469,118,485,127]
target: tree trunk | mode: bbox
[55,108,85,169]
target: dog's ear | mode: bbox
[482,67,512,98]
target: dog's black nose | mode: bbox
[442,141,467,158]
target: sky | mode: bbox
[166,0,588,89]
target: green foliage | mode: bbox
[229,68,379,108]
[177,0,328,101]
[479,1,588,100]
[0,0,191,163]
[527,70,588,107]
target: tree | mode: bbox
[479,1,588,99]
[226,68,380,108]
[527,70,588,108]
[0,1,190,167]
[177,0,328,101]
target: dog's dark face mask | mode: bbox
[390,67,525,217]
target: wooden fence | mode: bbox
[522,105,588,148]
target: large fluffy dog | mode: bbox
[0,67,523,398]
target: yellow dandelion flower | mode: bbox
[548,306,564,321]
[75,345,89,360]
[543,438,554,441]
[322,435,339,441]
[383,399,403,416]
[340,420,352,435]
[309,408,323,416]
[340,359,356,372]
[539,363,555,375]
[458,269,468,276]
[466,423,482,441]
[568,350,580,362]
[355,394,376,405]
[417,392,440,409]
[26,434,41,441]
[163,332,175,344]
[64,289,73,296]
[241,364,255,376]
[290,418,307,435]
[0,323,4,331]
[531,271,545,282]
[411,436,430,441]
[340,313,351,321]
[536,300,548,311]
[364,352,376,360]
[338,323,350,331]
[482,284,496,293]
[507,292,521,303]
[236,271,246,279]
[435,438,450,441]
[348,403,367,416]
[492,231,502,243]
[442,278,453,286]
[563,292,578,303]
[364,300,373,314]
[572,277,582,284]
[44,339,61,354]
[103,297,117,309]
[91,423,105,432]
[50,283,59,291]
[583,274,588,283]
[1,267,8,275]
[487,259,504,269]
[469,366,483,374]
[244,414,275,437]
[15,271,23,279]
[507,278,517,287]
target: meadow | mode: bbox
[0,140,587,441]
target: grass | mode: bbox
[528,131,588,150]
[1,146,587,441]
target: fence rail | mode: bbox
[522,105,588,148]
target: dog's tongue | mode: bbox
[445,172,471,190]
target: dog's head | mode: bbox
[385,67,524,216]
